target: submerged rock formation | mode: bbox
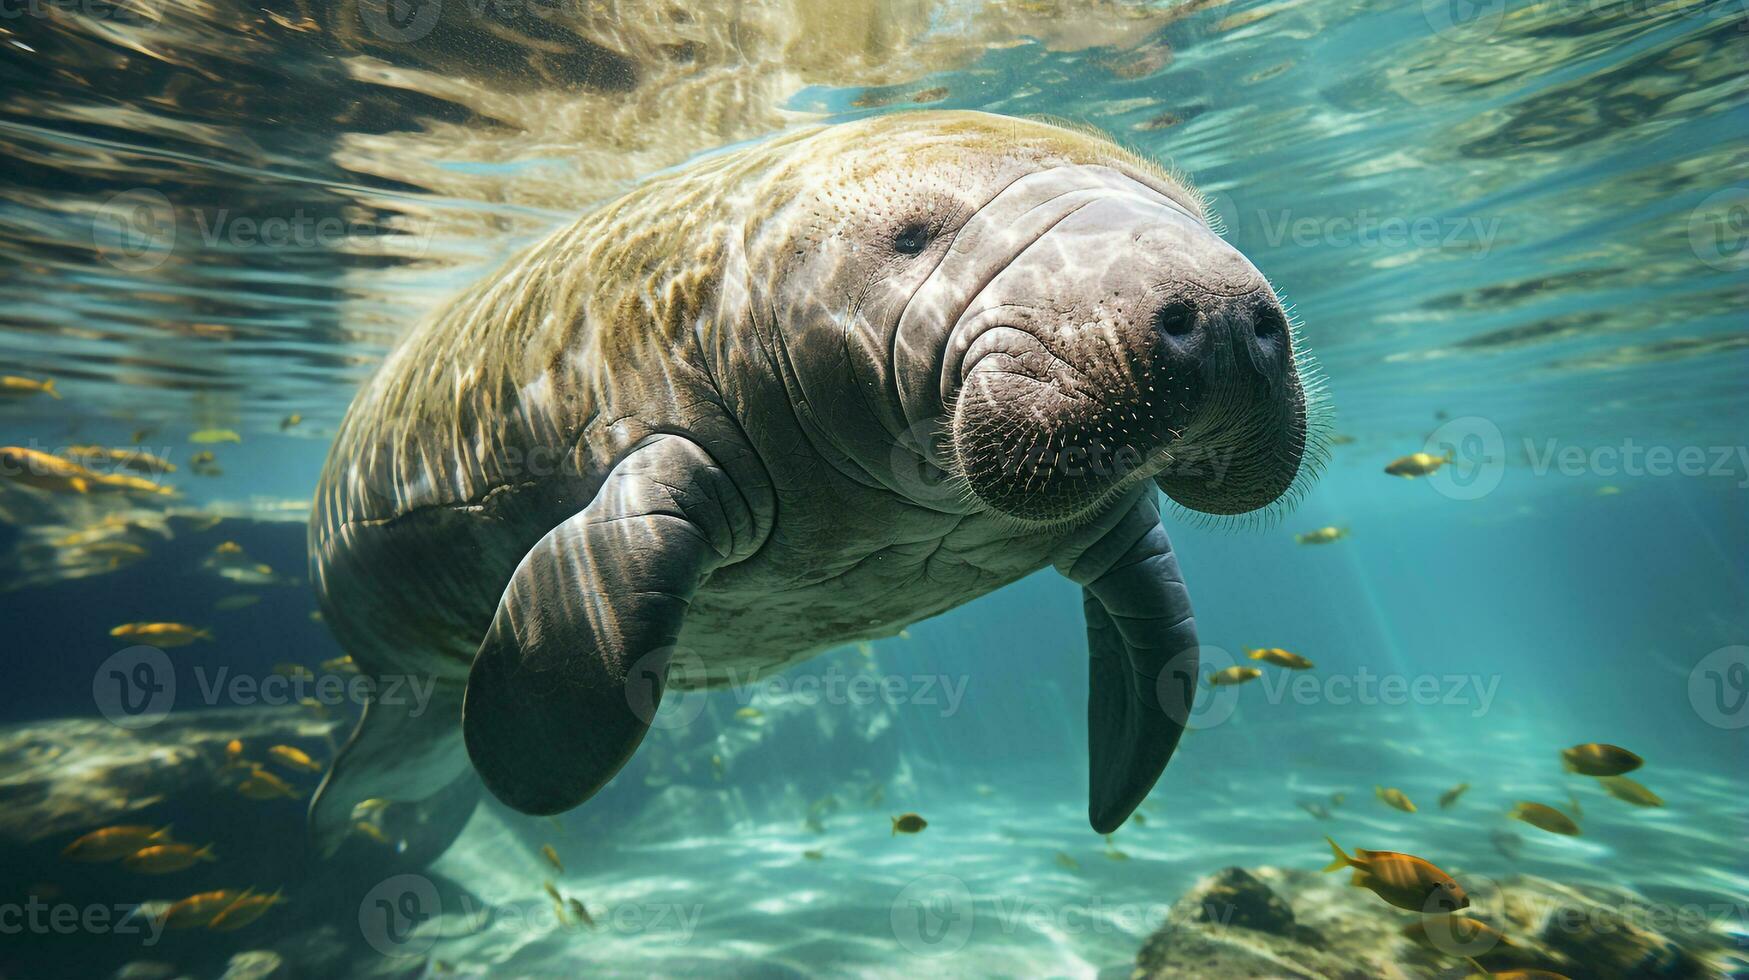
[1135,865,1736,979]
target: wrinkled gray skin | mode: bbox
[307,112,1312,855]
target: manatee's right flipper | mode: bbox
[462,435,757,815]
[309,681,475,858]
[1054,491,1200,834]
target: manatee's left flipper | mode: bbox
[309,683,474,858]
[1054,492,1199,834]
[462,435,758,815]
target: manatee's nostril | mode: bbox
[1155,300,1198,338]
[1252,303,1286,342]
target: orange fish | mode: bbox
[160,889,252,929]
[62,825,173,862]
[207,888,284,931]
[1323,838,1467,913]
[122,843,215,874]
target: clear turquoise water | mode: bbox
[1,1,1745,977]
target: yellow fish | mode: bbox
[214,595,262,611]
[267,745,321,773]
[1247,648,1314,669]
[62,825,173,862]
[225,739,245,763]
[1401,915,1511,953]
[541,844,564,873]
[0,375,59,399]
[1385,450,1453,477]
[64,446,177,474]
[1054,851,1080,871]
[237,769,300,801]
[98,472,177,496]
[1508,801,1580,836]
[891,813,928,835]
[735,706,764,720]
[803,849,826,861]
[1294,526,1347,545]
[1560,743,1642,777]
[161,889,253,929]
[1463,962,1570,980]
[352,821,393,845]
[320,655,358,673]
[1598,775,1662,807]
[279,414,303,430]
[109,623,212,648]
[206,541,273,573]
[1323,837,1468,913]
[207,888,284,931]
[189,429,242,444]
[1206,666,1263,686]
[122,843,216,874]
[1375,786,1417,813]
[566,898,595,929]
[0,448,110,494]
[80,541,149,565]
[1439,783,1470,809]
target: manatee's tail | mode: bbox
[1322,836,1353,873]
[308,679,477,860]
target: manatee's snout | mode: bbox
[950,188,1308,524]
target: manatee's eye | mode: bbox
[893,222,930,256]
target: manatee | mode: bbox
[307,111,1320,852]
